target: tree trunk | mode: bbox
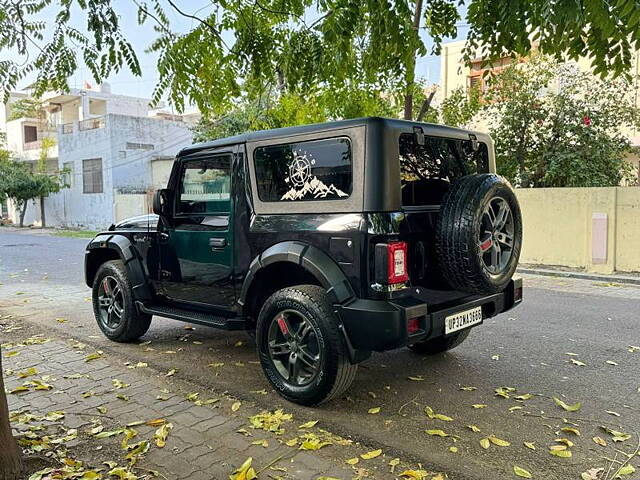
[39,196,45,228]
[0,347,23,479]
[403,0,424,120]
[40,197,47,228]
[19,202,26,228]
[416,89,437,122]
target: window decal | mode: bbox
[280,150,348,201]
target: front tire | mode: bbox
[408,329,470,355]
[92,260,151,342]
[256,285,357,406]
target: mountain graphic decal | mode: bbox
[281,176,348,201]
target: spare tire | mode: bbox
[435,174,522,294]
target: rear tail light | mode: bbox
[407,317,420,334]
[375,241,409,285]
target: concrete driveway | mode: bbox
[1,228,639,479]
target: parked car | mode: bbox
[85,117,523,405]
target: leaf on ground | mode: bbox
[9,386,29,394]
[515,394,533,401]
[549,449,572,458]
[488,435,510,447]
[606,360,618,365]
[166,369,176,377]
[592,436,607,447]
[300,438,331,451]
[94,428,125,439]
[229,457,257,480]
[368,407,381,414]
[472,404,488,409]
[605,410,620,417]
[524,442,536,450]
[408,375,425,381]
[571,359,587,366]
[85,352,103,362]
[601,426,631,442]
[555,438,574,447]
[209,362,224,368]
[249,409,292,435]
[186,392,199,401]
[495,387,515,399]
[112,379,130,389]
[5,350,20,357]
[389,457,400,473]
[560,427,580,436]
[145,418,166,427]
[346,457,359,465]
[509,406,523,412]
[480,438,490,449]
[108,467,138,480]
[553,396,581,412]
[399,470,428,479]
[514,466,532,478]
[298,420,319,429]
[581,468,604,480]
[97,406,108,414]
[251,439,268,448]
[460,386,477,391]
[116,393,129,401]
[153,422,173,448]
[449,446,458,453]
[426,429,449,437]
[17,367,38,378]
[565,352,579,356]
[231,401,241,412]
[467,425,481,433]
[616,464,635,476]
[360,449,382,459]
[628,345,640,353]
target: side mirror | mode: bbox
[153,189,171,217]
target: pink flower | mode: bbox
[583,115,591,126]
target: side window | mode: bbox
[253,137,352,202]
[82,158,103,194]
[177,155,231,214]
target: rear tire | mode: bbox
[408,329,470,355]
[256,285,357,406]
[92,260,151,342]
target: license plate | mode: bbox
[445,306,483,335]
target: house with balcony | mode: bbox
[1,83,194,228]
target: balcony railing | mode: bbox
[78,116,105,131]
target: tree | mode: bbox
[7,98,42,121]
[0,154,64,227]
[482,57,640,187]
[441,86,482,128]
[36,137,57,228]
[2,1,640,121]
[0,346,23,480]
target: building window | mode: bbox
[83,158,103,194]
[23,125,38,143]
[62,161,74,188]
[126,142,154,151]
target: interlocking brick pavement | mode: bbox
[2,336,358,480]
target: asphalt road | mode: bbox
[1,228,639,480]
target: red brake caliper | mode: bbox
[480,238,492,252]
[276,316,288,335]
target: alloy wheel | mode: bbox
[97,275,125,330]
[478,197,515,274]
[267,309,322,386]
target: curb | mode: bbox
[517,267,640,286]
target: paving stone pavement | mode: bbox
[2,335,358,480]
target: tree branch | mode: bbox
[416,89,436,122]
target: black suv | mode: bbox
[85,117,523,405]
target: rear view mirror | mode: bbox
[153,189,171,217]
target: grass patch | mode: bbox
[53,230,99,239]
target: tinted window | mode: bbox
[254,138,352,202]
[399,133,489,206]
[177,155,231,214]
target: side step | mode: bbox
[137,302,246,330]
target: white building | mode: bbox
[1,84,194,229]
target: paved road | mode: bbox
[1,228,639,480]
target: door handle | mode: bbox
[159,232,170,243]
[209,238,227,250]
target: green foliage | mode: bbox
[482,57,640,187]
[7,98,41,121]
[0,153,65,226]
[441,86,482,127]
[4,1,640,120]
[194,87,399,141]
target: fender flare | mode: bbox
[84,234,153,301]
[237,241,355,310]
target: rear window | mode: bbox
[399,133,489,206]
[254,137,352,202]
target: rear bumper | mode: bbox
[338,277,523,354]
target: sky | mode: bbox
[4,1,470,106]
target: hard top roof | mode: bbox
[178,117,484,156]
